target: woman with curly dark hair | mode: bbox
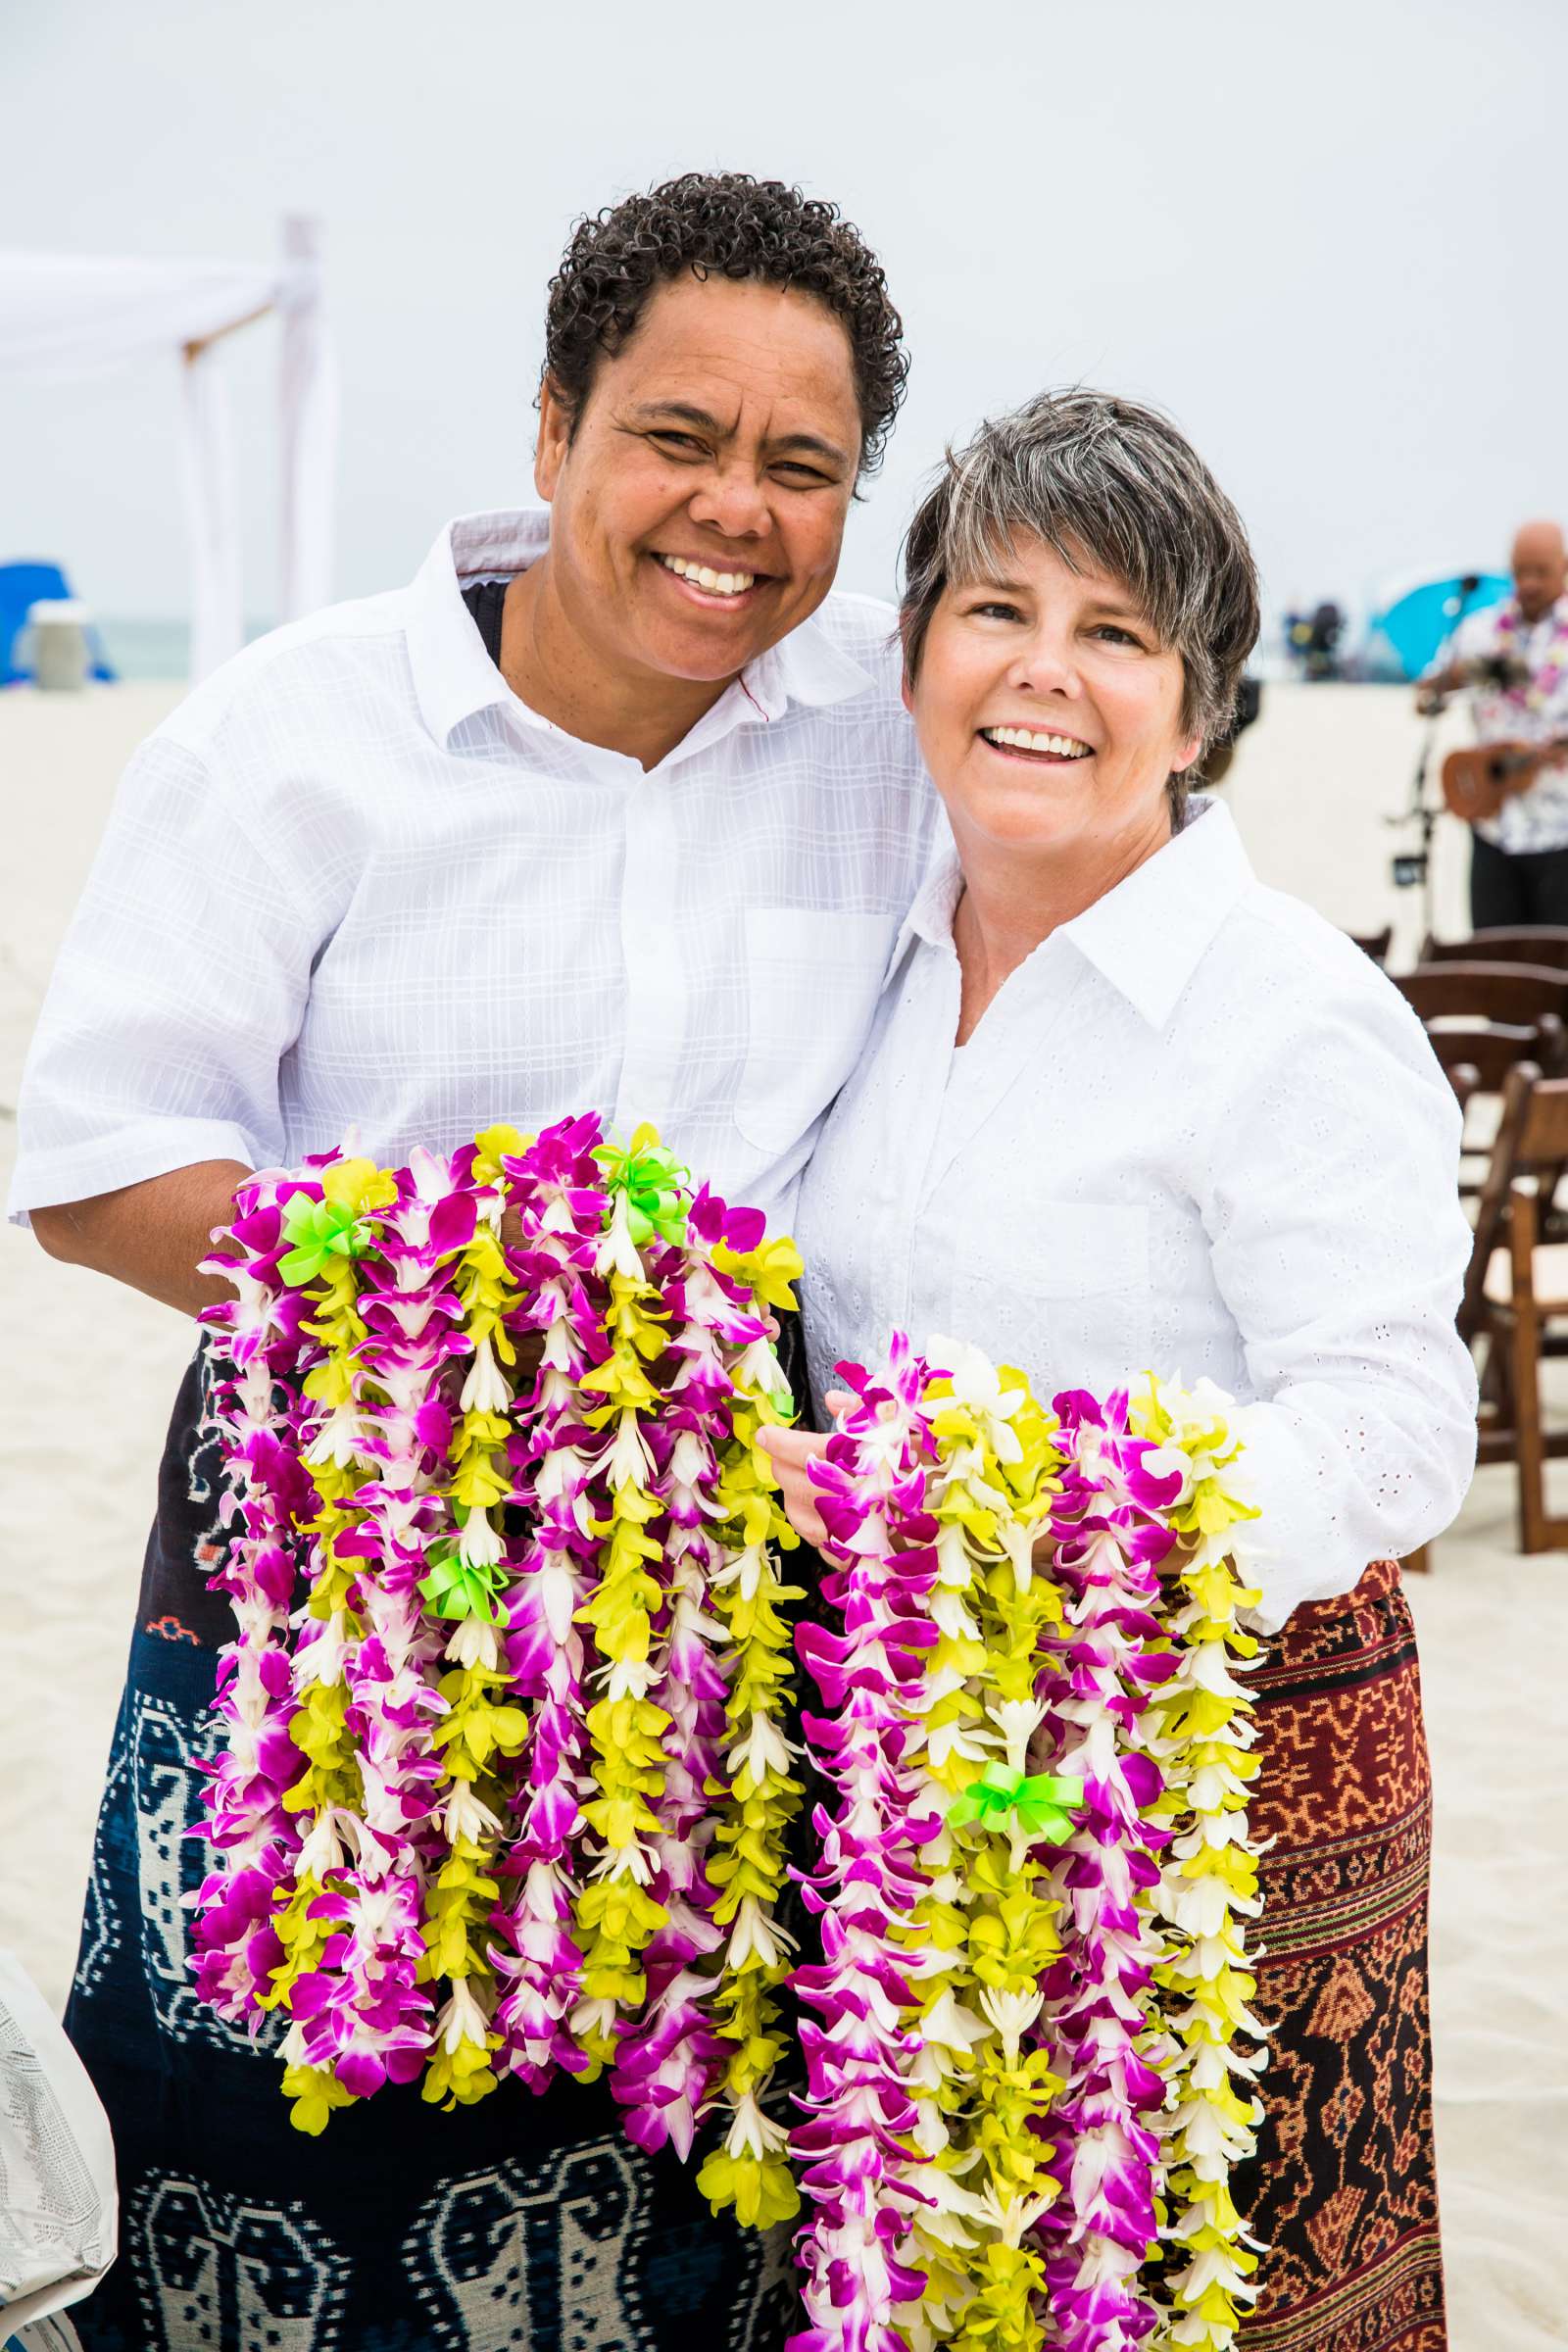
[15,172,937,2351]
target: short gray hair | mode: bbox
[900,388,1260,823]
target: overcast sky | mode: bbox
[4,0,1562,641]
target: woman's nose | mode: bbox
[686,466,771,543]
[1008,630,1083,699]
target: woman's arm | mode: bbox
[1203,976,1478,1628]
[31,1158,251,1316]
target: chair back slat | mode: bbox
[1424,1015,1566,1093]
[1397,962,1568,1027]
[1420,926,1568,971]
[1348,926,1393,967]
[1518,1078,1568,1165]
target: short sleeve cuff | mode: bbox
[7,1117,264,1226]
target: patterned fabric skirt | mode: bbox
[1238,1555,1446,2352]
[62,1346,1446,2350]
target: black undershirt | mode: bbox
[463,575,511,667]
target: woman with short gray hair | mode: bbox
[766,389,1471,2352]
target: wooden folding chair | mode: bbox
[1348,925,1393,967]
[1421,1017,1567,1197]
[1419,926,1568,971]
[1469,1067,1568,1549]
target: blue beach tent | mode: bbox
[0,561,116,686]
[1364,571,1511,682]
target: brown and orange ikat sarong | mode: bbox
[1237,1556,1446,2352]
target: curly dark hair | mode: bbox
[543,172,907,476]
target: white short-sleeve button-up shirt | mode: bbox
[796,798,1478,1629]
[10,510,938,1233]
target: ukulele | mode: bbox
[1442,737,1568,823]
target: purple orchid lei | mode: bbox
[490,1115,607,2091]
[791,1346,1266,2352]
[192,1158,1265,2339]
[604,1187,760,2161]
[190,1169,320,2031]
[789,1332,945,2352]
[1028,1390,1183,2351]
[189,1116,804,2229]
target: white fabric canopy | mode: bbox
[0,217,336,676]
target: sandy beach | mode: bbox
[1,677,1563,2350]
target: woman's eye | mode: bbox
[651,431,707,458]
[1091,622,1146,648]
[773,462,832,486]
[969,600,1025,623]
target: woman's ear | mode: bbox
[901,668,915,717]
[534,376,571,501]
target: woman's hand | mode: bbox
[758,1390,851,1547]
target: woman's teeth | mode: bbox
[658,555,758,597]
[982,726,1092,758]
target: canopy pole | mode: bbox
[276,215,336,624]
[179,343,244,680]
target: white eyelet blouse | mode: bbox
[794,797,1478,1631]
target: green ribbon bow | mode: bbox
[277,1195,377,1288]
[418,1542,506,1626]
[593,1133,691,1250]
[948,1763,1082,1843]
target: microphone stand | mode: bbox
[1389,572,1483,945]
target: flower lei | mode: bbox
[1491,596,1568,718]
[192,1117,801,2229]
[790,1342,1266,2352]
[194,1147,1269,2335]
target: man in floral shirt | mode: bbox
[1428,518,1568,925]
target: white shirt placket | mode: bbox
[614,763,685,1134]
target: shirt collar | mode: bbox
[743,610,876,716]
[405,509,550,745]
[891,794,1254,1029]
[1059,796,1253,1026]
[405,507,874,749]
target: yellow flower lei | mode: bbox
[1131,1377,1267,2352]
[696,1233,806,2232]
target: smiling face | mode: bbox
[906,533,1201,877]
[533,271,863,688]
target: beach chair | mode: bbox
[0,561,115,686]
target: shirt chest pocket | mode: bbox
[950,1200,1152,1390]
[734,907,894,1157]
